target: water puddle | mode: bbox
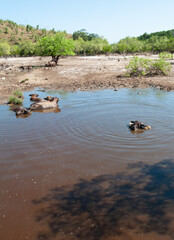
[0,88,174,240]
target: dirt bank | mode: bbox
[0,55,174,104]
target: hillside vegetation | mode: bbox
[0,19,174,57]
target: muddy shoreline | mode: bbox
[0,55,174,104]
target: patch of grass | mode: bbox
[125,56,171,77]
[13,90,23,98]
[8,96,23,104]
[20,78,29,84]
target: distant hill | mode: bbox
[0,19,173,55]
[0,19,71,44]
[137,29,174,41]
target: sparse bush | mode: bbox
[8,96,23,104]
[13,90,23,98]
[26,24,33,32]
[4,27,9,34]
[152,58,172,75]
[125,56,171,77]
[159,52,173,60]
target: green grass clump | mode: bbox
[125,56,171,77]
[8,96,23,104]
[13,90,23,98]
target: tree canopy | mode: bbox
[73,29,99,41]
[37,33,75,59]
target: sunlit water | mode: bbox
[1,88,174,240]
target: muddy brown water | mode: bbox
[1,88,174,240]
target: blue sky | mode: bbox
[0,0,174,43]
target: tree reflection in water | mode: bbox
[33,159,174,240]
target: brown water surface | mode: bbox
[1,88,174,240]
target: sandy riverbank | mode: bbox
[0,55,174,104]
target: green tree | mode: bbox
[74,37,86,54]
[18,41,36,56]
[26,24,33,32]
[37,33,75,64]
[167,39,174,53]
[115,37,143,53]
[144,36,169,52]
[0,41,11,56]
[73,29,99,41]
[11,45,19,56]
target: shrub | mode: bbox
[152,58,172,75]
[125,56,171,77]
[18,41,36,56]
[159,52,173,60]
[0,41,11,56]
[125,57,152,76]
[8,96,23,104]
[10,45,19,56]
[4,27,9,34]
[13,90,23,98]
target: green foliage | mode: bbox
[0,19,4,25]
[1,18,174,57]
[37,33,75,58]
[4,27,9,34]
[0,41,11,56]
[41,28,47,36]
[138,30,174,41]
[74,37,110,55]
[18,41,36,56]
[10,45,19,56]
[20,78,29,84]
[73,29,99,41]
[159,52,173,60]
[152,58,172,75]
[112,37,143,54]
[125,56,171,77]
[125,57,152,76]
[8,96,23,104]
[112,29,174,54]
[144,36,169,52]
[167,39,174,53]
[13,90,23,98]
[6,20,17,29]
[74,37,86,54]
[122,37,142,53]
[26,24,33,32]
